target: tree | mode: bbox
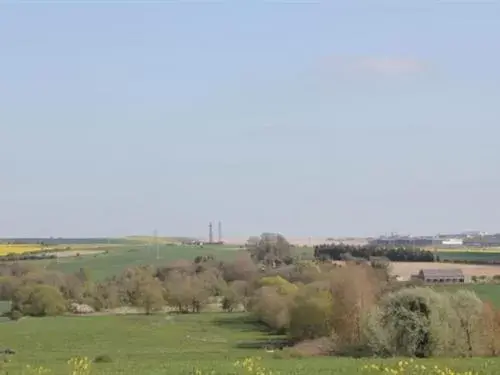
[289,288,333,341]
[364,287,456,358]
[164,271,212,313]
[251,286,291,334]
[92,281,121,311]
[221,253,258,282]
[221,280,253,312]
[130,276,165,315]
[329,265,381,348]
[481,301,500,356]
[12,284,66,317]
[448,290,484,356]
[0,276,20,300]
[259,275,298,295]
[247,233,292,265]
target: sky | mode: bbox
[1,1,500,239]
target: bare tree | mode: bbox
[329,265,381,348]
[481,301,500,356]
[221,252,258,282]
[132,276,165,315]
[449,290,486,356]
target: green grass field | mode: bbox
[20,242,311,281]
[434,283,500,307]
[39,243,243,280]
[1,313,499,375]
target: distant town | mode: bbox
[369,231,500,248]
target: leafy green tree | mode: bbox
[259,275,298,295]
[12,284,66,317]
[289,288,333,341]
[448,290,484,356]
[364,287,456,358]
[0,276,20,300]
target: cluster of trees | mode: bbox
[247,262,500,358]
[246,233,294,266]
[0,232,293,318]
[0,251,264,317]
[314,244,436,262]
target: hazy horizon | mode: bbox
[2,2,499,238]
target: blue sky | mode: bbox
[1,1,499,238]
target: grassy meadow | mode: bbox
[40,243,244,280]
[14,241,311,281]
[2,313,499,375]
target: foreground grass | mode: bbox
[1,313,500,374]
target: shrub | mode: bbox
[364,287,456,357]
[288,288,333,341]
[287,337,336,357]
[9,310,23,321]
[259,276,298,295]
[93,354,112,363]
[11,284,66,317]
[250,286,292,333]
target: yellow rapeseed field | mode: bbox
[0,244,42,256]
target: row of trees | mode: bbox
[314,244,436,262]
[0,251,264,317]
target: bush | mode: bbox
[287,337,336,357]
[289,288,333,341]
[93,354,113,363]
[364,287,456,357]
[259,275,298,295]
[9,310,23,321]
[250,286,292,333]
[364,287,491,358]
[11,284,67,317]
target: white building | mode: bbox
[441,238,463,246]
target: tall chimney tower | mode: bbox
[208,222,213,243]
[217,221,222,243]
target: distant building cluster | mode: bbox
[370,231,500,248]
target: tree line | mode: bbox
[314,244,437,262]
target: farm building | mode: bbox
[412,268,465,284]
